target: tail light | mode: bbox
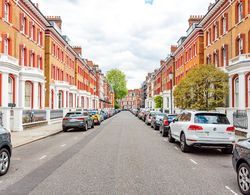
[76,117,85,120]
[188,125,203,131]
[226,126,235,132]
[163,120,169,126]
[63,118,68,121]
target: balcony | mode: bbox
[229,54,250,66]
[0,53,19,66]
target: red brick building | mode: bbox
[120,89,142,109]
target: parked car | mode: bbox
[0,127,12,176]
[151,113,167,130]
[88,110,101,125]
[159,114,178,137]
[145,111,156,125]
[233,139,250,195]
[168,111,235,153]
[62,111,94,132]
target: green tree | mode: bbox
[174,65,228,111]
[106,69,128,103]
[154,95,163,109]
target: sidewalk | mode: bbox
[11,122,62,148]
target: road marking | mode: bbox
[225,186,238,195]
[61,144,66,147]
[190,159,198,165]
[39,155,47,160]
[174,146,179,151]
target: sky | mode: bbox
[37,0,212,89]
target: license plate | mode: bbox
[69,119,77,122]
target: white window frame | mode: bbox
[239,38,243,55]
[223,47,227,66]
[4,38,9,55]
[4,3,10,22]
[238,2,243,22]
[30,53,34,67]
[21,47,25,66]
[25,82,32,108]
[222,17,227,34]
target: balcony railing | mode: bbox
[229,54,250,66]
[0,54,18,65]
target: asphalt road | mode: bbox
[0,111,241,195]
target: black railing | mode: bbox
[50,110,63,119]
[23,110,47,124]
[233,110,248,130]
[0,112,3,126]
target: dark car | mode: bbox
[62,111,94,132]
[151,113,166,130]
[0,127,12,176]
[233,139,250,195]
[159,114,178,137]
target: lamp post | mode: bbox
[169,72,173,114]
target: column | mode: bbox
[54,90,58,109]
[1,72,9,107]
[13,108,23,132]
[228,77,233,108]
[239,73,246,109]
[19,80,25,108]
[41,84,45,109]
[33,81,38,109]
[63,91,67,109]
[15,75,19,107]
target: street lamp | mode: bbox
[169,72,173,114]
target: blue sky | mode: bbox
[37,0,211,89]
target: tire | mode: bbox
[180,133,191,153]
[0,148,10,176]
[168,129,175,143]
[83,123,88,131]
[221,147,233,154]
[154,125,158,130]
[162,128,168,137]
[63,127,68,132]
[238,163,250,195]
[91,122,94,129]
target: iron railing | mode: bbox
[233,110,248,129]
[23,110,47,124]
[50,110,63,119]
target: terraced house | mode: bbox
[0,0,113,132]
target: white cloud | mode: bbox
[37,0,211,89]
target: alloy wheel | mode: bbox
[180,134,185,151]
[0,151,9,174]
[239,166,250,192]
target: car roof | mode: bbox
[181,110,224,115]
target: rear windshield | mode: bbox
[156,114,166,118]
[168,115,177,121]
[194,113,230,124]
[66,112,82,117]
[89,111,97,115]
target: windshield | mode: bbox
[168,115,177,121]
[65,112,82,117]
[194,113,230,124]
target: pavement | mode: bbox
[11,122,62,148]
[0,111,241,195]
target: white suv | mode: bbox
[168,111,235,153]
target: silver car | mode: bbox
[62,111,94,132]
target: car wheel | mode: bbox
[84,123,88,131]
[91,122,94,129]
[180,133,190,153]
[63,127,68,132]
[168,129,175,143]
[162,128,168,137]
[154,125,158,130]
[0,148,10,176]
[221,147,233,154]
[238,163,250,195]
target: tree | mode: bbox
[154,95,163,109]
[106,69,128,103]
[174,65,228,111]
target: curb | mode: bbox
[13,129,63,149]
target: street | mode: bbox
[0,111,240,195]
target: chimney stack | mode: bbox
[73,46,82,56]
[46,16,62,29]
[188,15,203,27]
[170,45,177,54]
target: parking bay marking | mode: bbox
[190,159,198,165]
[39,155,47,160]
[225,186,238,195]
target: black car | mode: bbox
[0,127,12,176]
[233,139,250,195]
[159,114,177,137]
